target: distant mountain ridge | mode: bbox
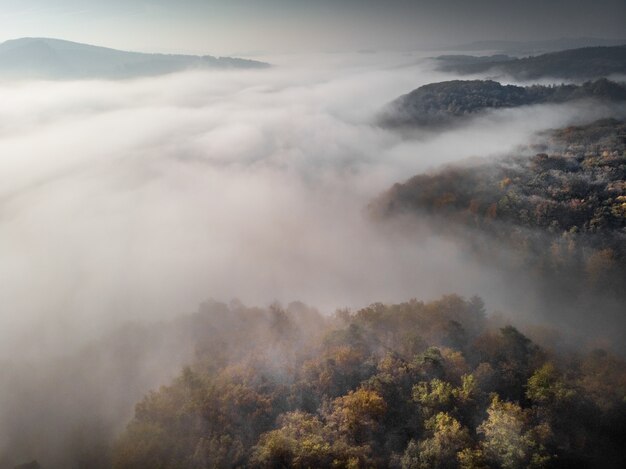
[444,37,626,55]
[0,37,269,80]
[434,45,626,80]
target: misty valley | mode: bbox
[0,27,625,469]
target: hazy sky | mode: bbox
[0,0,624,55]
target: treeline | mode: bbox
[433,45,626,80]
[111,295,626,468]
[372,119,626,304]
[381,79,626,127]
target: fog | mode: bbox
[0,52,620,466]
[0,53,604,353]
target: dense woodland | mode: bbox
[373,119,626,305]
[106,119,626,469]
[109,295,626,468]
[433,45,626,80]
[381,79,626,127]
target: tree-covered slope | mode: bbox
[381,79,626,127]
[0,38,269,80]
[434,45,626,80]
[372,119,626,300]
[111,296,626,469]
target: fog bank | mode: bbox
[0,52,616,358]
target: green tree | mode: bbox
[401,412,472,469]
[478,397,551,469]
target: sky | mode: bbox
[0,0,624,55]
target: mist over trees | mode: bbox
[372,119,626,345]
[107,106,626,469]
[109,297,626,469]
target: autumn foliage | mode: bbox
[112,296,626,468]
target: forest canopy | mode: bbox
[381,79,626,127]
[110,296,626,468]
[372,119,626,320]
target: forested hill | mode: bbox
[0,38,269,80]
[445,38,626,55]
[434,45,626,80]
[381,79,626,127]
[110,295,626,468]
[372,119,626,302]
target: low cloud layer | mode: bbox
[0,52,617,357]
[0,52,622,466]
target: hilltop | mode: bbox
[381,79,626,127]
[433,45,626,80]
[0,37,269,80]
